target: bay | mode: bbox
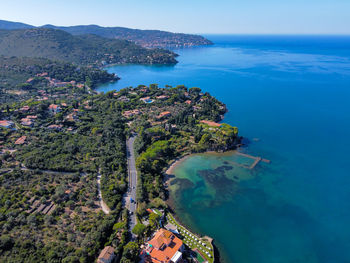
[97,35,350,263]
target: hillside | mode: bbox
[0,56,117,103]
[43,24,213,48]
[0,20,32,30]
[0,19,212,48]
[0,28,178,66]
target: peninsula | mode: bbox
[0,19,236,263]
[0,79,239,262]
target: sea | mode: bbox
[97,35,350,263]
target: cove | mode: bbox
[97,35,350,263]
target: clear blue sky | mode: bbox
[0,0,349,34]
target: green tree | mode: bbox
[132,223,146,236]
[121,242,139,262]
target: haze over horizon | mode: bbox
[0,0,349,35]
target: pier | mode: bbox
[236,152,270,169]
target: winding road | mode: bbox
[125,134,138,239]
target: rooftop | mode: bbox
[200,120,222,127]
[97,246,115,263]
[146,228,183,263]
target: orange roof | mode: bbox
[49,104,59,109]
[15,136,26,145]
[200,120,222,127]
[157,111,171,119]
[0,120,14,127]
[147,229,183,263]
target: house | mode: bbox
[21,118,34,127]
[140,97,154,103]
[97,246,116,263]
[144,228,184,263]
[157,111,171,120]
[156,95,169,100]
[49,104,61,114]
[185,100,192,105]
[19,106,30,112]
[200,120,222,127]
[123,109,141,118]
[15,136,26,145]
[0,120,14,129]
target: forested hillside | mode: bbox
[0,28,178,66]
[43,24,213,48]
[0,19,212,48]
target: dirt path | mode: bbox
[97,172,111,215]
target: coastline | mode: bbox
[164,153,225,263]
[164,149,240,183]
[166,211,218,263]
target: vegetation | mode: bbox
[0,19,213,48]
[1,80,239,262]
[44,24,213,48]
[0,28,178,66]
[0,56,117,104]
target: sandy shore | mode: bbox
[165,153,222,262]
[165,154,191,176]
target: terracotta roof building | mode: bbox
[123,109,141,118]
[97,246,115,263]
[19,106,30,112]
[157,111,171,120]
[144,228,183,263]
[15,136,27,145]
[200,120,222,127]
[156,95,169,100]
[0,120,14,129]
[21,118,34,127]
[49,104,61,114]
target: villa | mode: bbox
[15,136,27,145]
[19,106,30,112]
[97,246,115,263]
[157,111,171,120]
[200,120,222,127]
[143,228,184,263]
[0,120,14,129]
[20,118,34,127]
[123,109,141,118]
[49,104,61,114]
[140,97,154,103]
[156,95,169,100]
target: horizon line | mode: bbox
[2,19,350,36]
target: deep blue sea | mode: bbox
[98,35,350,263]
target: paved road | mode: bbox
[125,135,138,239]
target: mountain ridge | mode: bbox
[0,19,213,48]
[0,27,178,66]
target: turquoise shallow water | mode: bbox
[98,35,350,263]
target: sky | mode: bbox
[0,0,349,35]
